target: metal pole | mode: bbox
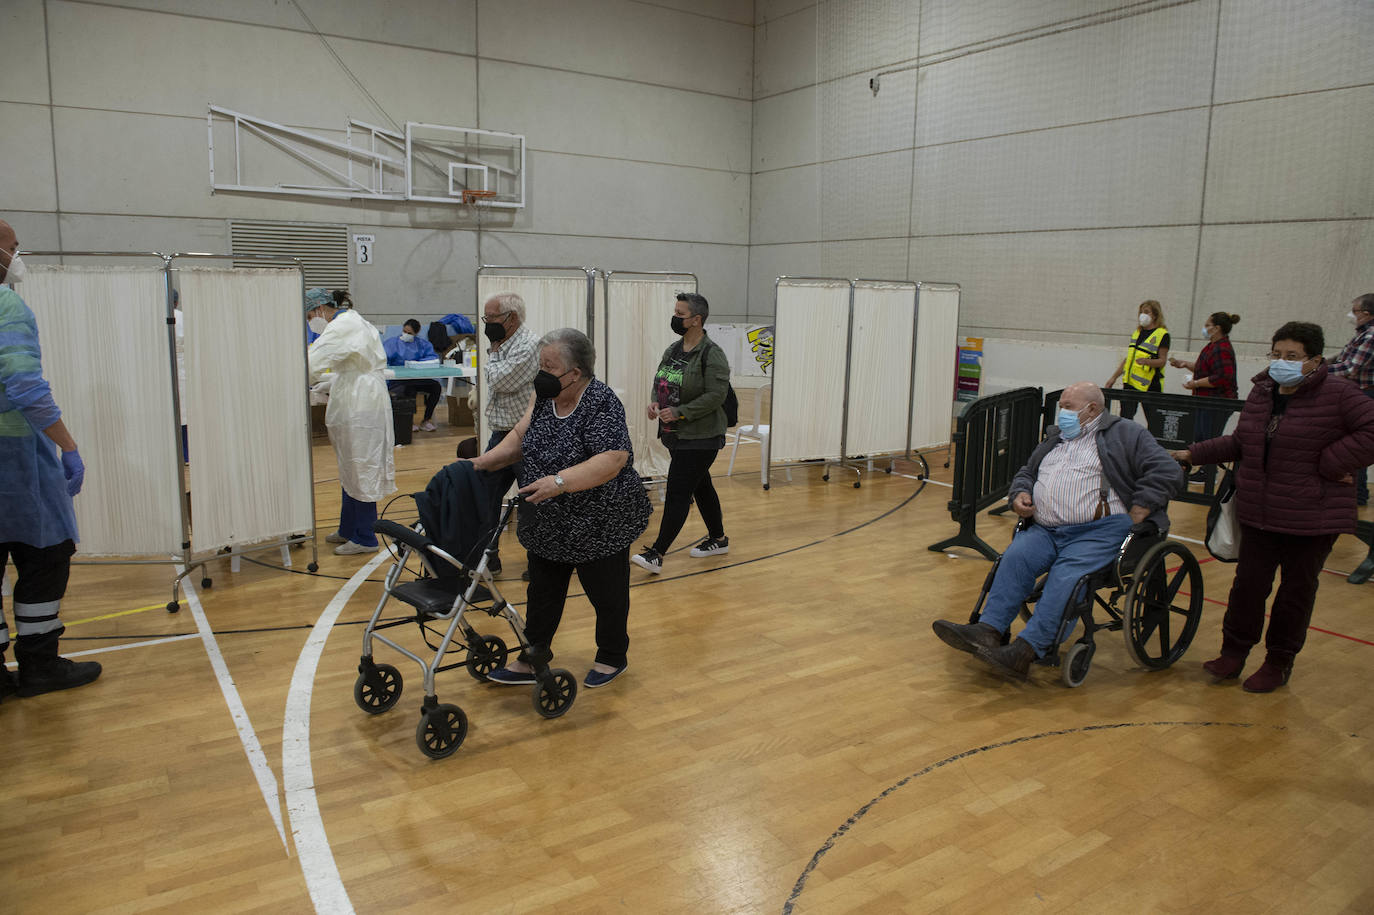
[906,283,921,461]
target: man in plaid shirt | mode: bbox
[1330,293,1374,505]
[480,292,540,569]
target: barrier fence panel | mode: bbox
[928,387,1044,560]
[475,266,595,446]
[600,271,697,481]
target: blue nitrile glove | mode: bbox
[61,450,85,496]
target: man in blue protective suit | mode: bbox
[0,219,102,701]
[383,318,442,432]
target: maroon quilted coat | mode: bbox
[1189,364,1374,536]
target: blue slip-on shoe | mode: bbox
[486,666,537,685]
[584,663,627,688]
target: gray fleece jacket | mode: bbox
[1009,413,1185,532]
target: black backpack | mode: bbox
[698,341,738,427]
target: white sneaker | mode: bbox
[334,541,378,555]
[411,424,420,432]
[420,420,437,432]
[324,532,347,544]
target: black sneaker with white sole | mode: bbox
[631,547,663,574]
[689,536,729,557]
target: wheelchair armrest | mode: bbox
[1129,519,1160,537]
[373,519,432,554]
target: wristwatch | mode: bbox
[554,473,566,492]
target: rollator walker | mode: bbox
[971,517,1204,686]
[354,492,577,759]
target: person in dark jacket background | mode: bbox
[1174,321,1374,693]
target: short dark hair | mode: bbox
[403,319,421,333]
[676,291,709,321]
[1354,293,1374,314]
[1208,311,1239,335]
[332,289,352,308]
[1271,321,1324,359]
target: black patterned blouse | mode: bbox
[515,378,652,564]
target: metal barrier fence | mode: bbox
[927,387,1043,560]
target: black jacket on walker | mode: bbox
[412,461,498,573]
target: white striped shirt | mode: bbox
[485,324,540,432]
[1031,415,1127,527]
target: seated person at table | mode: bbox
[384,318,442,433]
[931,382,1184,680]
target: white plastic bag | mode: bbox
[1205,468,1239,562]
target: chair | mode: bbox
[726,383,790,485]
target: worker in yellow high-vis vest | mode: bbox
[1105,299,1170,423]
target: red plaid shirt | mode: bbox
[1192,337,1237,398]
[1330,323,1374,391]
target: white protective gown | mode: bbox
[308,310,396,502]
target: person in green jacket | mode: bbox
[632,292,732,574]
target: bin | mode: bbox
[391,394,416,446]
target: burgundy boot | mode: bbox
[1202,654,1245,680]
[1242,660,1291,694]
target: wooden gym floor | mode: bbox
[3,395,1373,914]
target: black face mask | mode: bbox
[533,369,574,399]
[484,320,508,343]
[670,315,688,336]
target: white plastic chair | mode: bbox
[727,383,790,482]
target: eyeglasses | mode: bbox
[483,311,511,324]
[1266,353,1307,362]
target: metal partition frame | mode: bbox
[17,250,317,611]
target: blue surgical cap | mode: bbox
[304,287,333,312]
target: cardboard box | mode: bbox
[446,394,475,427]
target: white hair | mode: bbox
[490,292,526,322]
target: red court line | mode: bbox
[1175,588,1374,647]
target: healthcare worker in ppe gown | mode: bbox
[306,288,396,555]
[0,219,102,701]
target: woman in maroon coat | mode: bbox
[1172,322,1374,692]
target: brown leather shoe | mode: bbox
[932,620,1002,655]
[1202,655,1245,680]
[1242,661,1291,693]
[975,637,1037,681]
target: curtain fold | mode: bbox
[910,284,961,451]
[845,282,918,456]
[770,281,850,463]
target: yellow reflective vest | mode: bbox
[1124,326,1168,391]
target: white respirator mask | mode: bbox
[308,316,329,335]
[399,332,415,343]
[1138,313,1151,327]
[4,252,27,285]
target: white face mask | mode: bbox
[1202,326,1212,337]
[1350,311,1359,323]
[399,332,415,343]
[1138,313,1151,327]
[308,316,329,334]
[4,252,27,284]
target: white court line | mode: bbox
[181,575,289,851]
[3,633,200,670]
[283,550,388,915]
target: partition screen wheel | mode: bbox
[533,669,577,719]
[465,635,509,681]
[354,663,403,714]
[307,562,319,573]
[416,703,468,759]
[1061,641,1094,688]
[1122,541,1203,670]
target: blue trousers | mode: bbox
[979,514,1134,655]
[338,487,378,547]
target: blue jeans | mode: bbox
[979,514,1134,655]
[338,487,378,547]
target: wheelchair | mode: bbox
[970,517,1204,686]
[353,494,578,760]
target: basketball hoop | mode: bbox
[461,189,498,205]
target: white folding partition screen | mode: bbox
[768,279,850,470]
[475,268,594,445]
[599,272,697,480]
[909,282,961,451]
[22,266,184,556]
[178,267,313,550]
[845,281,918,457]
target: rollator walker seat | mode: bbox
[970,516,1204,687]
[353,478,578,760]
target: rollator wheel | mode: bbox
[464,635,509,681]
[354,663,403,714]
[201,577,212,589]
[1061,641,1094,688]
[533,669,577,719]
[1122,541,1203,670]
[415,703,468,759]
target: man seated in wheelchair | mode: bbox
[932,381,1184,679]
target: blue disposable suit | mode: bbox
[383,334,438,366]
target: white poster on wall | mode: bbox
[353,234,375,265]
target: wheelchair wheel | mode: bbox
[533,669,577,719]
[416,703,468,759]
[354,662,403,715]
[1061,641,1094,688]
[1122,541,1203,670]
[464,635,509,681]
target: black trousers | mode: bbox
[651,446,724,554]
[483,429,520,556]
[1,540,76,652]
[391,379,442,420]
[524,547,631,667]
[1220,524,1338,666]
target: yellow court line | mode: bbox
[64,603,168,627]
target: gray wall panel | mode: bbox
[752,87,818,173]
[1205,86,1374,223]
[1215,0,1374,104]
[1,0,50,106]
[817,68,917,162]
[754,5,819,98]
[816,0,920,81]
[1,212,61,255]
[0,103,60,213]
[820,150,912,240]
[751,166,821,245]
[747,242,822,318]
[919,0,1129,55]
[756,0,816,25]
